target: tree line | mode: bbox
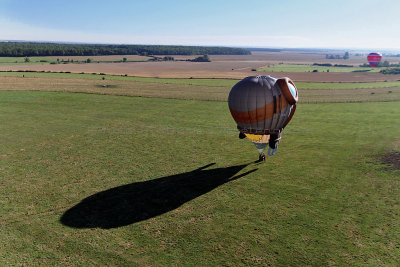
[313,63,353,67]
[0,42,251,57]
[325,52,349,60]
[359,61,400,67]
[380,68,400,74]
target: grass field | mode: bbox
[1,87,399,265]
[0,55,151,66]
[2,60,400,81]
[2,71,400,90]
[46,55,151,63]
[258,64,382,73]
[1,53,400,265]
[0,71,238,87]
[0,57,53,65]
[1,75,400,103]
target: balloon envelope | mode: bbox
[367,52,382,67]
[228,75,298,154]
[228,75,297,135]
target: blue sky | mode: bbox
[1,0,399,50]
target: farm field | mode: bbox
[46,54,150,63]
[2,61,400,81]
[1,76,400,103]
[258,63,381,73]
[0,55,151,65]
[5,50,400,66]
[1,50,400,265]
[0,56,52,65]
[1,51,400,81]
[187,51,400,66]
[3,70,400,89]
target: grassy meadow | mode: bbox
[1,76,399,266]
[3,71,400,90]
[0,71,238,87]
[1,73,400,103]
[0,57,53,65]
[0,55,150,65]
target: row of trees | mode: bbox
[149,56,175,61]
[148,54,211,62]
[325,52,350,59]
[380,68,400,74]
[0,42,251,57]
[359,61,400,67]
[313,63,352,67]
[190,55,211,62]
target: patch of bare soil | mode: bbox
[381,151,400,171]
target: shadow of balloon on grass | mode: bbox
[60,163,257,229]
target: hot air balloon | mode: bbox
[228,75,298,161]
[367,52,382,67]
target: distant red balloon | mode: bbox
[367,52,382,67]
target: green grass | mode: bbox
[2,74,400,103]
[0,71,239,86]
[259,63,382,73]
[0,57,54,65]
[0,56,150,65]
[1,91,399,265]
[296,81,400,90]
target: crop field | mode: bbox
[3,70,400,89]
[258,63,381,73]
[211,51,400,66]
[2,61,400,82]
[1,51,400,265]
